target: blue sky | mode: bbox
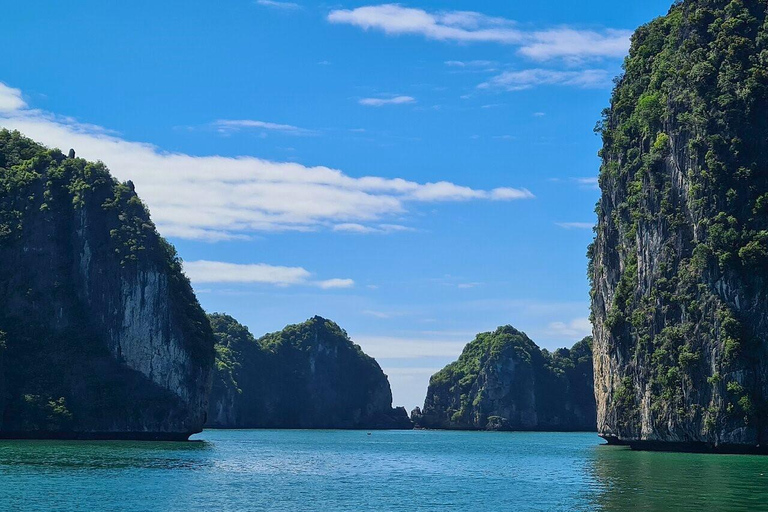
[1,0,672,410]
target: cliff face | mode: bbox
[415,326,595,431]
[207,314,412,429]
[0,130,214,439]
[591,0,768,451]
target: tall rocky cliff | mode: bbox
[591,0,768,451]
[0,130,215,439]
[414,326,595,431]
[207,314,412,429]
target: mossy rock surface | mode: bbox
[0,130,214,439]
[590,0,768,450]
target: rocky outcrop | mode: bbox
[415,326,595,431]
[207,314,412,429]
[0,130,214,439]
[591,0,768,452]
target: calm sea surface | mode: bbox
[0,430,767,511]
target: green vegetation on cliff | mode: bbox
[416,326,595,431]
[207,314,412,429]
[0,130,214,439]
[591,0,768,449]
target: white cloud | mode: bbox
[184,260,310,285]
[256,0,300,9]
[328,5,630,61]
[0,84,533,240]
[183,260,353,289]
[378,223,415,232]
[550,177,600,189]
[556,222,593,230]
[212,119,314,135]
[0,83,26,112]
[359,95,416,106]
[333,223,414,234]
[354,335,467,359]
[519,28,631,61]
[445,60,496,68]
[333,223,378,234]
[316,278,355,289]
[362,310,395,319]
[479,69,611,91]
[410,182,533,202]
[544,317,592,339]
[573,176,599,189]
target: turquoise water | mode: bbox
[0,430,767,511]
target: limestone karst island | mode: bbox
[2,0,768,510]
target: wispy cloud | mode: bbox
[411,183,534,201]
[333,223,415,234]
[552,176,599,189]
[0,83,25,112]
[479,69,611,91]
[519,28,631,61]
[256,0,301,10]
[362,310,397,319]
[328,5,630,61]
[212,119,316,135]
[444,60,498,73]
[445,60,496,68]
[556,222,594,230]
[359,95,416,106]
[0,83,534,240]
[573,177,599,189]
[543,317,592,339]
[183,260,353,289]
[316,278,355,289]
[354,335,467,359]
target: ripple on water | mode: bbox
[0,431,766,511]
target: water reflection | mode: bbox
[1,432,768,512]
[588,444,768,511]
[0,439,214,471]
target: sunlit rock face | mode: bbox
[0,129,214,440]
[416,326,595,432]
[591,0,768,452]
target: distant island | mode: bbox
[0,130,416,438]
[207,314,411,430]
[412,326,595,432]
[4,0,768,453]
